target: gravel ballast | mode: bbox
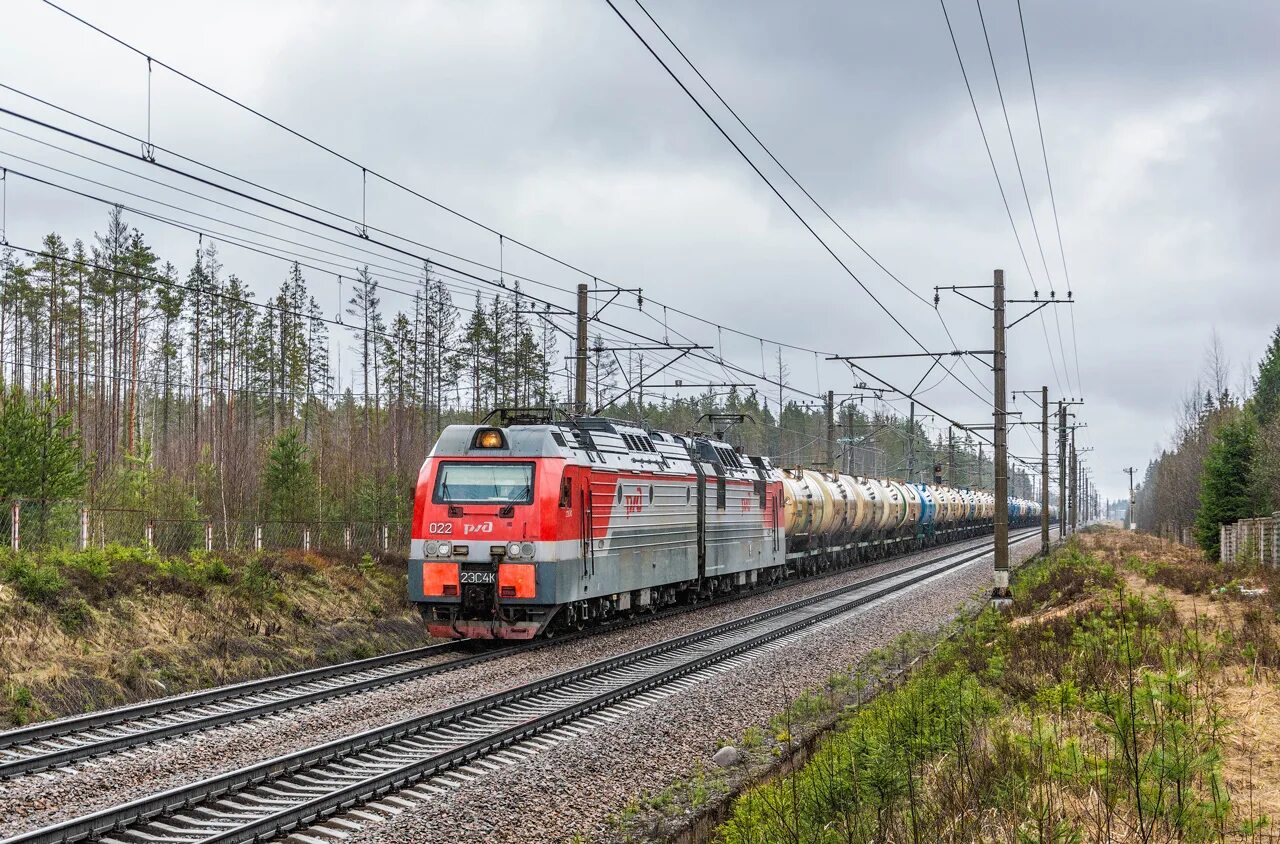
[0,532,1036,837]
[339,539,1042,843]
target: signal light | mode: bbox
[473,428,506,449]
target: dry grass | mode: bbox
[717,528,1280,844]
[0,549,433,726]
[1219,676,1280,825]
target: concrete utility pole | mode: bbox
[1123,467,1137,530]
[1069,429,1078,533]
[574,283,589,415]
[907,401,916,482]
[977,443,983,488]
[1057,403,1067,538]
[825,390,836,471]
[992,269,1010,600]
[1041,385,1050,556]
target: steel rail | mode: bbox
[4,529,1039,844]
[0,525,1015,779]
[0,641,467,752]
[0,641,518,779]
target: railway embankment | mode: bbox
[0,544,431,727]
[611,528,1280,844]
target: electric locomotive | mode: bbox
[410,411,784,639]
[408,411,1053,639]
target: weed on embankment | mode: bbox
[716,529,1280,843]
[0,545,429,727]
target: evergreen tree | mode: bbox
[1252,325,1280,428]
[0,383,88,544]
[263,427,316,523]
[1194,413,1259,559]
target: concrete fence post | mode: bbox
[145,519,155,549]
[1274,512,1280,567]
[254,524,263,552]
[344,526,352,551]
[80,507,89,551]
[303,526,312,553]
[9,501,18,553]
[381,525,389,553]
[205,521,213,552]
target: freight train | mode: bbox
[409,413,1054,639]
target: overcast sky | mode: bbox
[2,0,1277,501]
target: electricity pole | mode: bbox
[992,270,1009,600]
[1124,467,1137,530]
[1058,403,1067,538]
[574,283,588,415]
[1069,428,1078,533]
[840,269,1073,606]
[1041,386,1049,555]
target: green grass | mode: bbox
[715,536,1265,844]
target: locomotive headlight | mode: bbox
[473,428,506,449]
[507,541,523,558]
[521,542,535,558]
[436,541,453,556]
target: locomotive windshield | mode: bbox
[433,462,534,504]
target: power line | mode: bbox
[936,0,1067,398]
[0,87,843,403]
[21,4,1014,414]
[1015,0,1084,397]
[627,0,932,310]
[24,3,853,365]
[603,0,994,415]
[972,0,1075,399]
[624,0,995,409]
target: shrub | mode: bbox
[56,597,93,634]
[236,558,282,608]
[2,556,66,606]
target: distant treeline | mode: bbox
[1135,328,1280,558]
[0,207,1039,528]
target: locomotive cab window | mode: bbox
[559,477,573,508]
[433,462,534,504]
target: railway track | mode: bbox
[0,640,517,780]
[4,529,1038,844]
[0,528,1026,781]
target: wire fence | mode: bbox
[2,499,411,557]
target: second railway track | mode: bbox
[4,530,1038,844]
[0,640,508,780]
[0,529,1029,781]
